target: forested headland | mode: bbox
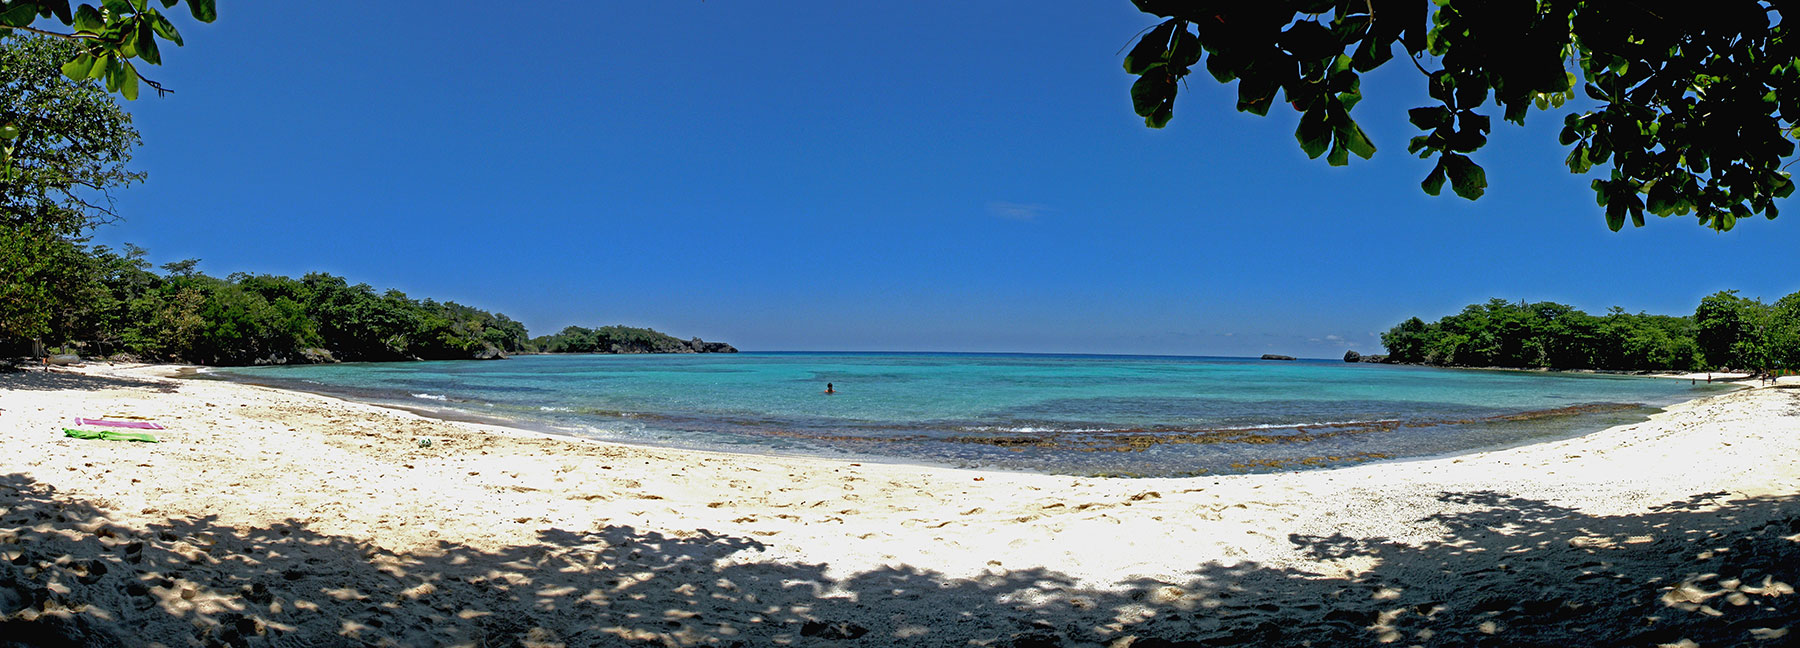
[0,243,733,366]
[1378,292,1800,373]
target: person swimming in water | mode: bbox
[825,382,835,394]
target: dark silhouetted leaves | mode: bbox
[1121,0,1800,230]
[1442,154,1485,200]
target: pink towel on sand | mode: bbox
[75,418,165,430]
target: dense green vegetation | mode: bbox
[14,243,530,364]
[1123,1,1798,230]
[1,1,214,175]
[530,325,735,354]
[2,36,141,346]
[1381,292,1800,373]
[2,240,733,365]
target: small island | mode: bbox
[527,325,737,355]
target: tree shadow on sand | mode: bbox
[1,471,1796,647]
[0,369,178,394]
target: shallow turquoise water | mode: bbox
[219,353,1732,476]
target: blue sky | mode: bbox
[91,1,1800,357]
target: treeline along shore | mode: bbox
[0,245,733,367]
[1369,291,1800,374]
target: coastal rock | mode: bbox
[1343,350,1362,363]
[472,346,508,360]
[1360,354,1390,364]
[688,338,738,353]
[1260,354,1297,361]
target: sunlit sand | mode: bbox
[1,364,1795,646]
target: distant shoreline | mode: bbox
[192,353,1738,478]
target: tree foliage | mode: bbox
[1381,292,1799,372]
[0,34,140,344]
[0,1,213,177]
[2,240,738,365]
[530,325,735,355]
[0,0,215,100]
[1123,1,1798,230]
[0,34,140,227]
[22,249,536,365]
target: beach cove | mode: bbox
[1,364,1797,646]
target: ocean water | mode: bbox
[217,353,1733,477]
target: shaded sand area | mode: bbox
[1,364,1797,647]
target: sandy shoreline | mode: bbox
[2,363,1797,646]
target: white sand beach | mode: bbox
[1,364,1796,647]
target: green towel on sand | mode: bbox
[63,428,159,443]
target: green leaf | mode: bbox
[60,53,98,80]
[1422,159,1447,196]
[150,12,181,44]
[118,63,140,100]
[1296,106,1330,159]
[1351,35,1393,72]
[1443,154,1486,200]
[1408,106,1449,129]
[1646,183,1678,216]
[1236,77,1276,116]
[1605,202,1626,231]
[1131,71,1177,128]
[0,2,39,27]
[135,20,160,64]
[1502,101,1527,125]
[1337,120,1376,159]
[120,18,141,56]
[1565,144,1592,174]
[1327,140,1349,166]
[1713,210,1737,231]
[102,0,133,16]
[1130,72,1166,117]
[73,4,104,31]
[1124,22,1175,75]
[1407,134,1432,156]
[0,123,18,140]
[104,57,122,92]
[1170,26,1200,68]
[1147,102,1173,129]
[46,0,73,23]
[189,0,215,22]
[90,53,113,80]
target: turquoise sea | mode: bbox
[216,353,1733,477]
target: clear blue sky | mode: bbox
[92,1,1800,357]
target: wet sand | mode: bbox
[1,363,1795,646]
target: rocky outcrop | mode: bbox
[1344,351,1391,363]
[687,338,737,353]
[1344,350,1362,362]
[1261,354,1297,361]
